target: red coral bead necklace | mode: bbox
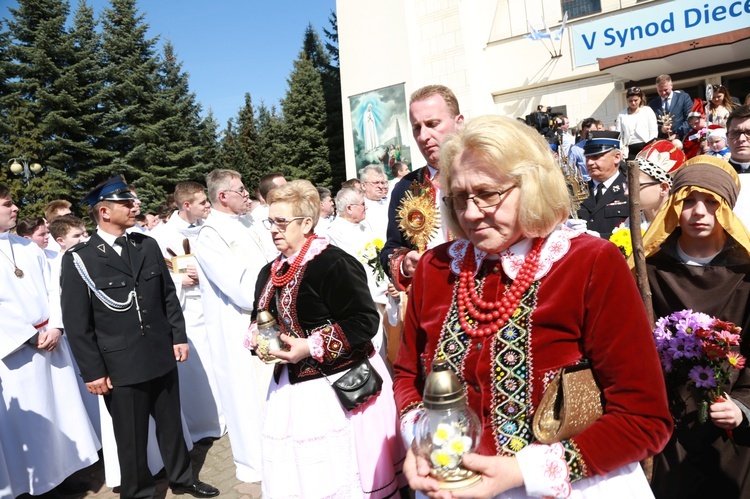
[271,235,315,287]
[457,237,544,338]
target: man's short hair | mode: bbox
[341,178,361,190]
[390,161,409,177]
[44,199,72,221]
[206,169,241,204]
[49,214,85,240]
[726,105,750,130]
[410,84,460,117]
[316,186,331,200]
[655,74,672,85]
[359,164,386,182]
[174,181,206,207]
[335,187,362,216]
[0,184,9,199]
[258,172,285,201]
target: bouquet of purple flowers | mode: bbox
[654,309,746,424]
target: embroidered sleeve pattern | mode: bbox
[308,322,352,363]
[561,438,589,483]
[307,330,325,362]
[516,440,590,498]
[389,247,411,291]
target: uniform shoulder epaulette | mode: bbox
[68,240,89,252]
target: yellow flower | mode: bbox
[430,448,458,469]
[373,238,384,249]
[509,438,524,452]
[448,435,473,455]
[432,423,455,446]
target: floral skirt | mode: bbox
[261,354,406,498]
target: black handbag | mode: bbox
[327,357,383,411]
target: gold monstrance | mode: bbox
[396,180,441,253]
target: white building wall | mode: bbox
[337,0,740,177]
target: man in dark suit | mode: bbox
[61,176,219,499]
[380,84,464,290]
[648,74,693,140]
[577,131,629,239]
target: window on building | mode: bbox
[562,0,601,19]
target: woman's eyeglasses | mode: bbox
[626,86,641,95]
[262,217,307,232]
[443,185,517,211]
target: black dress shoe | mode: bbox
[170,481,220,498]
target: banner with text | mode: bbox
[571,0,750,67]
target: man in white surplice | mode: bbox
[194,169,273,482]
[151,181,225,443]
[326,187,386,354]
[0,184,100,497]
[360,164,390,241]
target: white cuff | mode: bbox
[516,443,572,498]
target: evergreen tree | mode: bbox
[302,23,330,71]
[236,92,260,187]
[281,53,330,187]
[135,40,204,211]
[194,109,222,181]
[0,20,14,188]
[320,12,345,190]
[54,0,113,212]
[255,102,286,182]
[97,0,160,192]
[322,10,339,66]
[3,0,73,215]
[219,118,248,177]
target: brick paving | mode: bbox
[29,435,261,499]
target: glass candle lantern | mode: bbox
[256,310,283,364]
[414,359,482,490]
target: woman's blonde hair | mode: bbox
[439,115,571,239]
[266,179,320,229]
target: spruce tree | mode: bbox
[98,0,160,193]
[3,0,73,215]
[219,118,249,178]
[236,92,260,187]
[0,21,14,188]
[135,40,203,211]
[54,0,113,212]
[281,53,330,187]
[321,12,345,190]
[314,15,346,190]
[194,109,222,181]
[255,102,286,181]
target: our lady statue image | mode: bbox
[364,103,379,152]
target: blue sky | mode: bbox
[2,0,338,129]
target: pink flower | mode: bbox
[715,330,741,346]
[727,351,747,370]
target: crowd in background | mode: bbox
[2,79,750,499]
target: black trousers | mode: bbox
[104,368,193,499]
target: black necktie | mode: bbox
[662,98,669,113]
[594,183,604,203]
[115,236,131,269]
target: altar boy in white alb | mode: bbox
[152,181,225,443]
[194,169,274,482]
[0,184,100,497]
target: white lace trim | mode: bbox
[447,225,580,281]
[280,236,329,267]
